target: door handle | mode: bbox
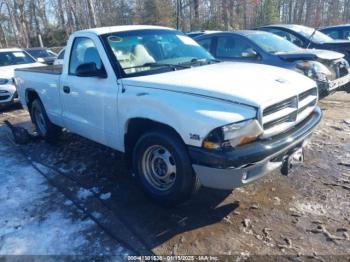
[63,86,70,94]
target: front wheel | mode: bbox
[30,98,62,142]
[133,129,200,206]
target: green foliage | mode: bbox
[41,28,68,48]
[261,0,279,25]
[138,0,174,27]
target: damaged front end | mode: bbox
[296,59,350,97]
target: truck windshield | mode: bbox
[103,29,214,76]
[0,51,36,67]
[246,32,301,53]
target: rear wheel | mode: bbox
[133,129,200,206]
[30,98,62,142]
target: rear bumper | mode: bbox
[189,107,322,190]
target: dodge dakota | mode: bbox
[15,26,322,205]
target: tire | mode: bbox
[132,129,200,206]
[30,98,62,142]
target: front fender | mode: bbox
[118,85,257,150]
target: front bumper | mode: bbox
[189,106,322,190]
[317,73,350,94]
[0,84,17,105]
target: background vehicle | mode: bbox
[0,48,43,106]
[320,24,350,40]
[15,26,321,205]
[195,30,350,96]
[186,30,220,38]
[257,24,350,63]
[25,47,57,65]
[53,48,65,65]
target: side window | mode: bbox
[323,29,340,39]
[58,49,65,59]
[69,37,103,75]
[264,28,305,47]
[216,36,256,59]
[343,29,350,40]
[197,38,212,52]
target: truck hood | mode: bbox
[0,62,43,78]
[123,62,316,109]
[278,49,344,61]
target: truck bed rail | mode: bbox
[15,65,62,75]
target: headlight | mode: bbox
[296,61,331,81]
[341,58,349,69]
[0,78,10,85]
[202,119,263,150]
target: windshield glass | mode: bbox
[289,25,333,43]
[246,32,301,53]
[26,49,54,58]
[0,51,36,67]
[104,29,214,76]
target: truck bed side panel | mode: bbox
[15,70,63,127]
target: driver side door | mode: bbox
[60,37,114,145]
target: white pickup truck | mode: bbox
[15,25,321,205]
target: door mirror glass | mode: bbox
[76,62,106,78]
[241,49,258,58]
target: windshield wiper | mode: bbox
[123,62,190,70]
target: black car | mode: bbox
[257,24,350,63]
[194,31,350,96]
[320,24,350,40]
[24,47,57,65]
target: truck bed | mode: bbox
[15,64,62,75]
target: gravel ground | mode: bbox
[0,91,349,258]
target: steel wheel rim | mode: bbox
[141,145,177,191]
[34,106,47,135]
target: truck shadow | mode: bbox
[0,102,22,113]
[18,129,238,253]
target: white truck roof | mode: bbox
[75,25,174,36]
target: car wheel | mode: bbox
[31,98,62,142]
[133,129,200,206]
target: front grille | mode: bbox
[0,95,10,101]
[263,97,297,116]
[264,111,297,130]
[299,88,317,101]
[262,87,317,137]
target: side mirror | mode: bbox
[241,49,258,58]
[37,57,45,63]
[76,62,107,78]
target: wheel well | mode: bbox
[26,89,40,110]
[124,118,184,167]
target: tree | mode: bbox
[261,0,279,25]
